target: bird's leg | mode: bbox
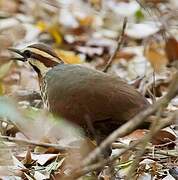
[95,133,112,159]
[84,115,112,158]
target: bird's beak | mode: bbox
[8,48,26,62]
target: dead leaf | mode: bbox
[34,171,49,180]
[18,152,59,166]
[12,155,26,169]
[99,167,112,180]
[22,149,34,166]
[120,129,147,144]
[165,36,178,63]
[162,174,175,180]
[63,138,96,171]
[169,166,178,180]
[0,0,19,14]
[24,173,34,180]
[37,21,62,45]
[120,150,133,164]
[0,35,13,52]
[145,39,168,72]
[0,141,13,166]
[76,45,103,57]
[109,1,140,17]
[126,23,160,39]
[0,21,26,44]
[55,49,82,64]
[116,51,136,61]
[152,130,176,147]
[89,0,102,10]
[77,16,94,26]
[31,154,58,166]
[144,0,168,5]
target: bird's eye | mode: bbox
[23,50,31,58]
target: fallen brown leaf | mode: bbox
[145,39,168,72]
[165,37,178,63]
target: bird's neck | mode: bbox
[37,67,51,85]
[30,64,51,86]
[41,67,52,77]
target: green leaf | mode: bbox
[135,9,144,22]
[0,61,12,79]
[0,81,4,95]
[0,96,21,121]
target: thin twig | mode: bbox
[0,135,73,151]
[152,71,156,103]
[10,90,41,102]
[103,17,127,73]
[151,149,178,157]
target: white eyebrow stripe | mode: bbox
[25,47,60,63]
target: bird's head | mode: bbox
[9,44,64,77]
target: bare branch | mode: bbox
[103,17,127,73]
[11,90,41,102]
[0,135,73,151]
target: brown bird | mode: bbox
[9,44,149,156]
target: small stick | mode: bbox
[0,135,73,151]
[103,17,127,73]
[11,90,41,102]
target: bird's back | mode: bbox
[45,64,149,129]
